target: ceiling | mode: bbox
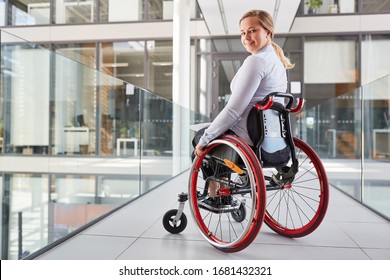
[197,0,301,36]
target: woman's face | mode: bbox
[240,16,270,55]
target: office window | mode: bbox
[101,41,145,88]
[52,47,97,155]
[11,0,51,25]
[361,35,390,85]
[52,43,96,68]
[0,1,5,26]
[146,0,197,20]
[54,0,94,24]
[1,44,50,155]
[100,41,145,156]
[304,36,358,107]
[146,40,172,99]
[362,0,390,13]
[302,0,356,15]
[99,0,143,22]
[148,0,168,20]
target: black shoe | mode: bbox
[199,197,221,210]
[220,195,232,206]
[202,197,219,207]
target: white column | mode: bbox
[172,0,190,109]
[172,0,191,174]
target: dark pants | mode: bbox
[191,128,235,178]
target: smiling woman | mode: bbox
[193,9,295,200]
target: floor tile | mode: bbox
[36,234,136,260]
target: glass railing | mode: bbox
[0,30,208,259]
[302,74,390,221]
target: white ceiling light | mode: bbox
[102,62,129,67]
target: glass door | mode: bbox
[210,54,247,120]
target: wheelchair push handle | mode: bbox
[255,92,305,113]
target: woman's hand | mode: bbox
[195,144,205,157]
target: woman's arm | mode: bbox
[197,56,266,148]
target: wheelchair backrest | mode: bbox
[247,93,295,168]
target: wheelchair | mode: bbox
[163,92,329,253]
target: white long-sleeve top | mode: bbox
[198,44,288,147]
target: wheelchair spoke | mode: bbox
[189,137,266,252]
[264,137,329,237]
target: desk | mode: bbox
[64,127,89,154]
[117,138,142,156]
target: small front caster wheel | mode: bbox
[231,203,246,223]
[163,209,187,234]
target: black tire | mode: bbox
[162,209,187,234]
[231,203,246,222]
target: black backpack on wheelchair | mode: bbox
[247,92,299,177]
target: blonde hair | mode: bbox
[240,10,295,69]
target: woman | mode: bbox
[194,10,294,204]
[195,9,294,158]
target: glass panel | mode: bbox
[50,174,115,238]
[52,43,96,69]
[304,88,363,200]
[146,40,172,100]
[0,30,208,259]
[54,0,94,24]
[304,36,358,109]
[363,74,390,219]
[139,89,173,191]
[7,174,49,260]
[98,77,141,157]
[11,0,51,25]
[98,175,141,204]
[53,49,96,156]
[0,174,3,257]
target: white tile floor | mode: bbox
[36,171,390,260]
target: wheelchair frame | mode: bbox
[162,93,329,253]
